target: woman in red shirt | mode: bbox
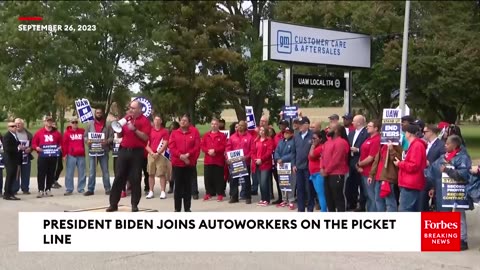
[356,120,381,212]
[309,130,328,212]
[251,126,274,206]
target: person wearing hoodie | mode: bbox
[425,135,472,251]
[62,118,87,195]
[201,118,227,202]
[393,123,427,212]
[321,124,350,212]
[251,126,274,206]
[84,108,114,196]
[168,114,201,212]
[32,116,63,198]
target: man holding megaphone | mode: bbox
[106,100,151,212]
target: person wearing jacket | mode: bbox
[369,141,402,212]
[291,116,315,212]
[12,118,34,194]
[393,124,427,212]
[84,108,114,196]
[168,114,201,212]
[62,118,87,195]
[3,122,22,200]
[356,120,381,212]
[251,126,274,206]
[0,134,4,196]
[226,120,254,204]
[321,124,350,212]
[190,124,201,200]
[32,116,63,198]
[426,135,472,251]
[309,130,328,212]
[201,118,227,202]
[274,127,295,209]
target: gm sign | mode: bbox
[277,30,292,54]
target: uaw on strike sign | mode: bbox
[18,212,462,252]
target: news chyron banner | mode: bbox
[381,108,401,145]
[18,212,462,252]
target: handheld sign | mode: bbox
[220,130,230,139]
[282,105,298,120]
[441,165,469,209]
[75,98,94,123]
[112,134,120,158]
[157,138,170,160]
[245,106,256,130]
[88,132,105,157]
[133,97,153,118]
[227,149,249,182]
[381,109,401,145]
[20,140,29,165]
[277,162,292,192]
[39,145,60,158]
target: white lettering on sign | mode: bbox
[70,134,83,140]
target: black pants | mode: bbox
[191,167,198,196]
[4,158,18,197]
[173,166,195,211]
[109,148,144,207]
[271,168,282,201]
[324,175,347,212]
[54,154,63,182]
[204,165,224,196]
[346,165,365,210]
[142,157,149,191]
[229,165,251,200]
[38,157,57,191]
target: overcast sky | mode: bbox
[123,1,253,94]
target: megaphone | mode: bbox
[111,115,132,133]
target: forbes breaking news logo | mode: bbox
[421,212,461,252]
[277,30,292,54]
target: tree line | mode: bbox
[1,1,479,131]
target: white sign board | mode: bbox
[263,20,371,68]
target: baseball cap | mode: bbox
[298,116,310,125]
[413,119,425,130]
[284,127,293,133]
[328,114,340,121]
[279,119,289,126]
[437,121,449,129]
[401,115,415,123]
[342,113,353,120]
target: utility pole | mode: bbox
[399,0,411,116]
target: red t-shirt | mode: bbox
[308,145,323,175]
[120,114,152,149]
[359,133,381,177]
[149,127,170,153]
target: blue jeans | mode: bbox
[374,181,398,212]
[296,168,314,212]
[399,187,420,212]
[13,159,32,193]
[309,173,327,212]
[251,168,259,195]
[87,155,111,192]
[460,211,467,242]
[256,169,271,202]
[65,155,87,193]
[362,176,377,212]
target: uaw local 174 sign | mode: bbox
[133,97,152,118]
[262,20,371,68]
[381,109,401,145]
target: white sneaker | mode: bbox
[160,191,166,199]
[45,190,53,197]
[146,191,154,199]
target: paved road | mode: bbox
[1,177,479,270]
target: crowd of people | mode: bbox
[0,101,478,251]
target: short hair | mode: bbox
[425,124,440,134]
[211,117,219,123]
[14,118,24,124]
[181,113,191,123]
[218,118,225,124]
[447,135,463,148]
[371,119,382,130]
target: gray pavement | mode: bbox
[0,177,479,270]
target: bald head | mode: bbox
[310,121,322,133]
[129,100,143,117]
[353,115,366,129]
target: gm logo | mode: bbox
[277,30,292,54]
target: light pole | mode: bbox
[399,0,411,116]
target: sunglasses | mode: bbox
[8,125,16,128]
[71,121,78,124]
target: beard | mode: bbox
[95,116,103,121]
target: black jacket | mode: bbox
[3,131,22,166]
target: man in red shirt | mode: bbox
[145,115,169,200]
[32,116,63,198]
[107,101,151,212]
[168,114,201,212]
[201,118,227,202]
[356,120,381,212]
[226,120,254,204]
